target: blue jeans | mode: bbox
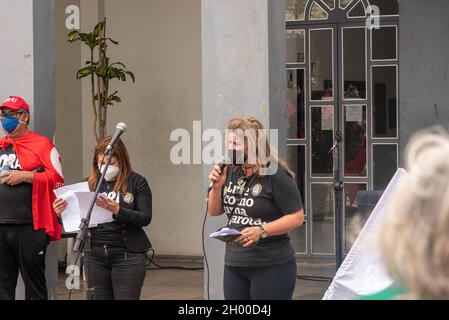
[85,245,147,300]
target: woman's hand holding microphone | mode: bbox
[208,163,228,191]
[207,162,228,216]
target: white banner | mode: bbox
[323,168,408,300]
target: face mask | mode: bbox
[1,115,20,133]
[231,149,245,165]
[98,164,120,181]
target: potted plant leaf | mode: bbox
[67,18,135,142]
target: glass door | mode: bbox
[285,0,399,265]
[287,24,340,260]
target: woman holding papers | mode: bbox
[53,137,152,300]
[207,117,304,300]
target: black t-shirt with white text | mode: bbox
[0,146,33,224]
[89,180,123,247]
[223,166,303,267]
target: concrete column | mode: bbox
[33,0,55,139]
[201,0,286,299]
[399,0,449,163]
[0,0,34,116]
[54,0,82,185]
[0,0,59,300]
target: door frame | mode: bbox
[286,2,399,265]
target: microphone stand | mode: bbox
[73,147,115,253]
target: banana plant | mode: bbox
[67,18,135,142]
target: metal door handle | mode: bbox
[334,180,344,192]
[329,143,338,154]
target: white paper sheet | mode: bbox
[54,183,114,232]
[75,192,114,226]
[346,105,363,122]
[209,227,242,242]
[321,106,334,130]
[59,192,83,232]
[209,227,241,238]
[54,182,89,197]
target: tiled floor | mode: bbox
[58,258,335,300]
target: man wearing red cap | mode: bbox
[0,96,64,300]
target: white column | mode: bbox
[0,0,59,300]
[201,0,286,299]
[0,0,34,124]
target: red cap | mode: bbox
[0,96,30,112]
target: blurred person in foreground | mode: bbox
[362,127,449,299]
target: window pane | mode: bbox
[343,28,366,99]
[290,221,307,254]
[286,30,305,64]
[286,0,308,21]
[373,144,397,189]
[310,1,328,20]
[287,145,307,254]
[344,105,367,177]
[311,106,334,177]
[347,0,366,17]
[310,29,333,101]
[344,183,367,253]
[287,69,306,139]
[372,66,397,137]
[372,26,397,60]
[287,145,306,205]
[340,0,353,9]
[322,0,335,10]
[368,0,399,16]
[312,183,334,254]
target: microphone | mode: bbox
[106,122,127,153]
[207,154,229,193]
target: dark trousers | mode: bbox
[85,245,147,300]
[223,260,297,300]
[0,225,49,300]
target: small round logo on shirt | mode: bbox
[251,183,263,197]
[123,192,134,204]
[224,186,228,194]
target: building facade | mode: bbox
[0,0,448,299]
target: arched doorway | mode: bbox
[285,0,399,266]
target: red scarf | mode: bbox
[0,131,64,241]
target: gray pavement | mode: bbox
[57,257,336,300]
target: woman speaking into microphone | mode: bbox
[208,117,304,300]
[53,136,152,300]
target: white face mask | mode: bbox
[98,164,120,181]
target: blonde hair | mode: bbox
[227,116,295,178]
[381,126,449,299]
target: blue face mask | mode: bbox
[1,115,20,133]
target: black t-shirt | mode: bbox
[89,172,153,250]
[89,179,123,247]
[223,166,303,267]
[0,145,33,224]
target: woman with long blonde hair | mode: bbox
[208,116,304,300]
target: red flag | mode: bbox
[0,131,64,241]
